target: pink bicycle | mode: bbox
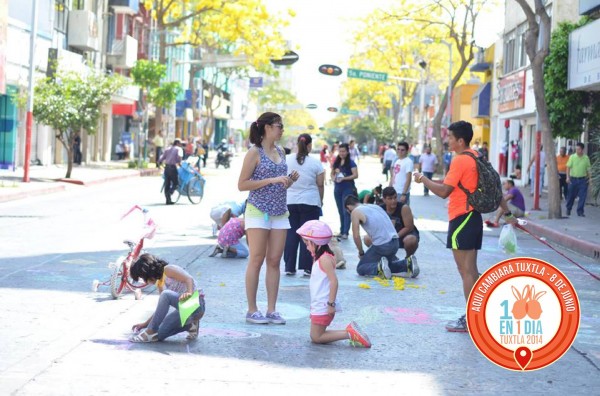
[92,205,157,299]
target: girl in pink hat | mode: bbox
[297,220,371,348]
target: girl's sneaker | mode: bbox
[266,311,286,325]
[246,311,269,324]
[346,321,371,348]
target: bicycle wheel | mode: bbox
[187,177,205,204]
[172,187,181,203]
[109,259,128,299]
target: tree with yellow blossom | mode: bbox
[141,0,293,139]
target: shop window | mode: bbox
[73,0,85,10]
[54,0,68,34]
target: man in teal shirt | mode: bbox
[566,142,592,217]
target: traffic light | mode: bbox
[319,64,342,76]
[327,107,338,112]
[271,51,300,66]
[418,60,427,70]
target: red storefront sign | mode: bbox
[498,70,526,113]
[112,103,137,116]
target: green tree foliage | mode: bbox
[130,60,181,109]
[29,71,124,178]
[249,83,316,140]
[544,17,600,139]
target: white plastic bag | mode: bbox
[498,224,518,254]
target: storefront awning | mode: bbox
[471,82,491,118]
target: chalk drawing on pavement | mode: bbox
[384,307,437,325]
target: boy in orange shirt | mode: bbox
[413,121,515,332]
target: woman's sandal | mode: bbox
[129,329,158,343]
[186,318,200,340]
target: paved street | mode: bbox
[0,155,599,395]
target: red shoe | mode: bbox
[347,321,372,348]
[485,220,499,228]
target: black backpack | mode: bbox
[457,151,503,214]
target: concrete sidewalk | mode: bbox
[514,186,600,261]
[1,160,599,261]
[0,162,160,203]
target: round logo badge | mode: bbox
[467,257,580,371]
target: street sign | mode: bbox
[347,68,388,82]
[306,104,318,109]
[340,107,359,115]
[249,77,263,88]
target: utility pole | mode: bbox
[23,0,38,182]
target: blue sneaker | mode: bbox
[266,311,286,325]
[246,311,269,324]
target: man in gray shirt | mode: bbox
[344,195,419,279]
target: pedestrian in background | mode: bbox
[73,132,82,165]
[390,142,414,205]
[413,121,514,332]
[527,145,546,196]
[153,130,165,169]
[284,133,325,276]
[331,143,358,240]
[129,254,205,342]
[556,146,569,201]
[320,144,330,183]
[382,144,396,181]
[418,145,438,196]
[485,179,526,227]
[478,142,489,162]
[159,139,183,205]
[201,140,209,168]
[566,142,592,217]
[238,112,299,325]
[349,139,360,163]
[296,220,372,348]
[443,148,453,175]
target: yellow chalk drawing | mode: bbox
[358,283,371,289]
[219,282,226,287]
[393,277,406,290]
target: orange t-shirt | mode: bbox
[443,148,478,220]
[556,155,568,173]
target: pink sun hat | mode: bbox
[296,220,333,246]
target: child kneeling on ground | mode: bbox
[209,217,249,258]
[297,220,371,348]
[129,253,205,342]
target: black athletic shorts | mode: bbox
[398,229,420,249]
[446,211,482,250]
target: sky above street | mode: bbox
[264,0,504,126]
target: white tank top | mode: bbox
[309,253,340,315]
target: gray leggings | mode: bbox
[148,290,206,341]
